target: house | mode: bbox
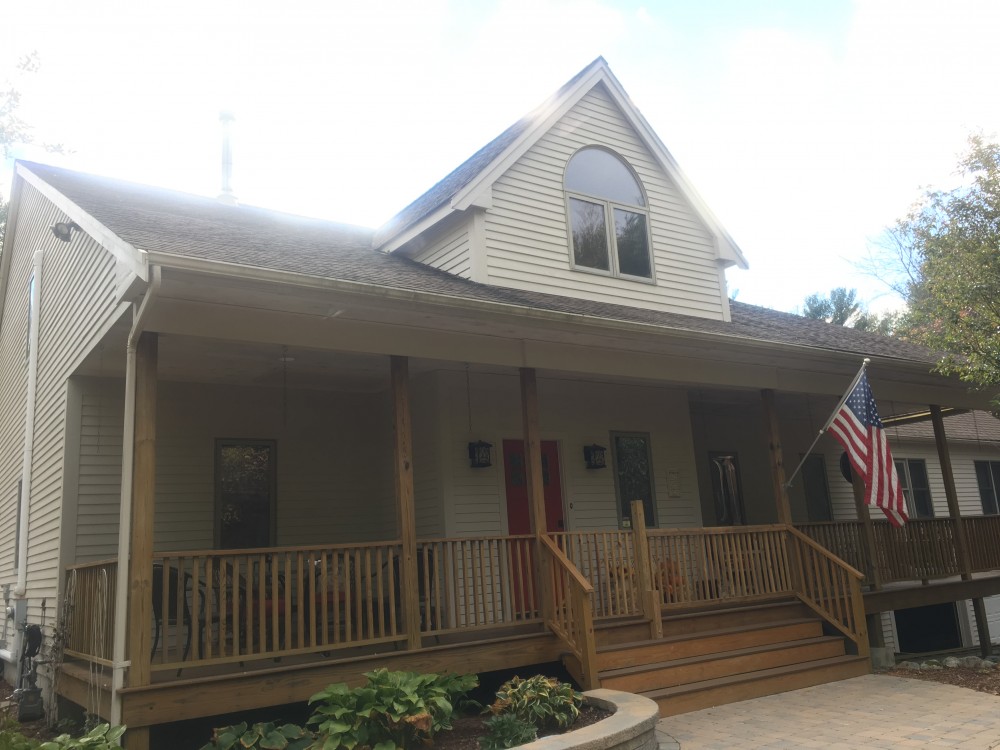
[1,58,997,748]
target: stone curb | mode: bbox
[515,689,660,750]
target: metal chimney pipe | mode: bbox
[218,110,238,205]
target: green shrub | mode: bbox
[479,714,537,750]
[37,724,125,750]
[0,719,40,750]
[198,721,315,750]
[488,676,582,732]
[307,669,478,750]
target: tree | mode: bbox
[893,135,1000,391]
[802,287,861,325]
[1,53,63,246]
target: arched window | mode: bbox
[565,147,652,280]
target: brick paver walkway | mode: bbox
[656,675,1000,749]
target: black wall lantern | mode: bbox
[468,440,493,469]
[583,444,607,469]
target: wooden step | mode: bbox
[600,635,846,693]
[649,655,870,717]
[597,619,823,670]
[661,599,813,637]
[595,599,813,647]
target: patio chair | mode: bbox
[151,564,197,666]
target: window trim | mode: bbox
[564,147,655,284]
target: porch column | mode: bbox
[390,356,422,650]
[760,389,792,525]
[930,405,991,656]
[519,368,553,622]
[125,332,156,750]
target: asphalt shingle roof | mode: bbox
[20,160,938,365]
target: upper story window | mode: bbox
[895,458,934,519]
[565,147,653,280]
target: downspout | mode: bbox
[109,266,160,726]
[14,250,45,598]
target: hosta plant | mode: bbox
[198,721,315,750]
[488,675,582,732]
[479,714,538,750]
[38,724,125,750]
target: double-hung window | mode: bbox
[974,460,1000,515]
[565,147,653,280]
[894,458,934,519]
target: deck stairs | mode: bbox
[594,598,870,716]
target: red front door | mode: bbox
[502,439,564,534]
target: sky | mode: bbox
[3,0,1000,314]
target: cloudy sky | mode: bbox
[3,0,999,313]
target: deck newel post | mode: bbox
[852,473,882,590]
[930,406,991,656]
[391,356,422,651]
[630,500,662,639]
[126,332,157,750]
[519,367,553,624]
[760,389,792,525]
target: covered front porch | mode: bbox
[50,270,1000,744]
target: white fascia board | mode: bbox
[595,76,750,270]
[379,205,454,254]
[16,163,150,282]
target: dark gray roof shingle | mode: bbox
[20,160,937,365]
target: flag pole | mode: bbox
[784,358,871,489]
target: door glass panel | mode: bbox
[801,453,833,522]
[710,452,745,525]
[613,433,655,526]
[217,441,275,549]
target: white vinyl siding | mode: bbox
[484,84,726,320]
[408,219,472,279]
[0,184,125,630]
[434,370,702,538]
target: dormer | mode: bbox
[376,58,748,322]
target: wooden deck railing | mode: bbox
[786,527,869,657]
[539,535,598,689]
[646,525,793,607]
[796,516,1000,584]
[414,535,541,634]
[551,531,639,618]
[63,559,117,665]
[150,542,404,670]
[965,515,1000,572]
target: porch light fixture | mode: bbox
[583,444,607,469]
[468,440,493,469]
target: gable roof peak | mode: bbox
[374,58,747,270]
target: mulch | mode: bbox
[881,665,1000,697]
[431,705,611,750]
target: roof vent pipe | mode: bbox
[218,110,238,205]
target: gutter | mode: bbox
[109,266,161,726]
[14,250,44,598]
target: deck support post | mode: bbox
[760,390,792,525]
[852,472,882,590]
[930,405,973,577]
[391,356,422,651]
[630,500,662,639]
[931,406,991,656]
[125,332,157,750]
[520,368,553,624]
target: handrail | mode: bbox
[785,526,868,658]
[539,536,598,689]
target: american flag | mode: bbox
[827,371,908,527]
